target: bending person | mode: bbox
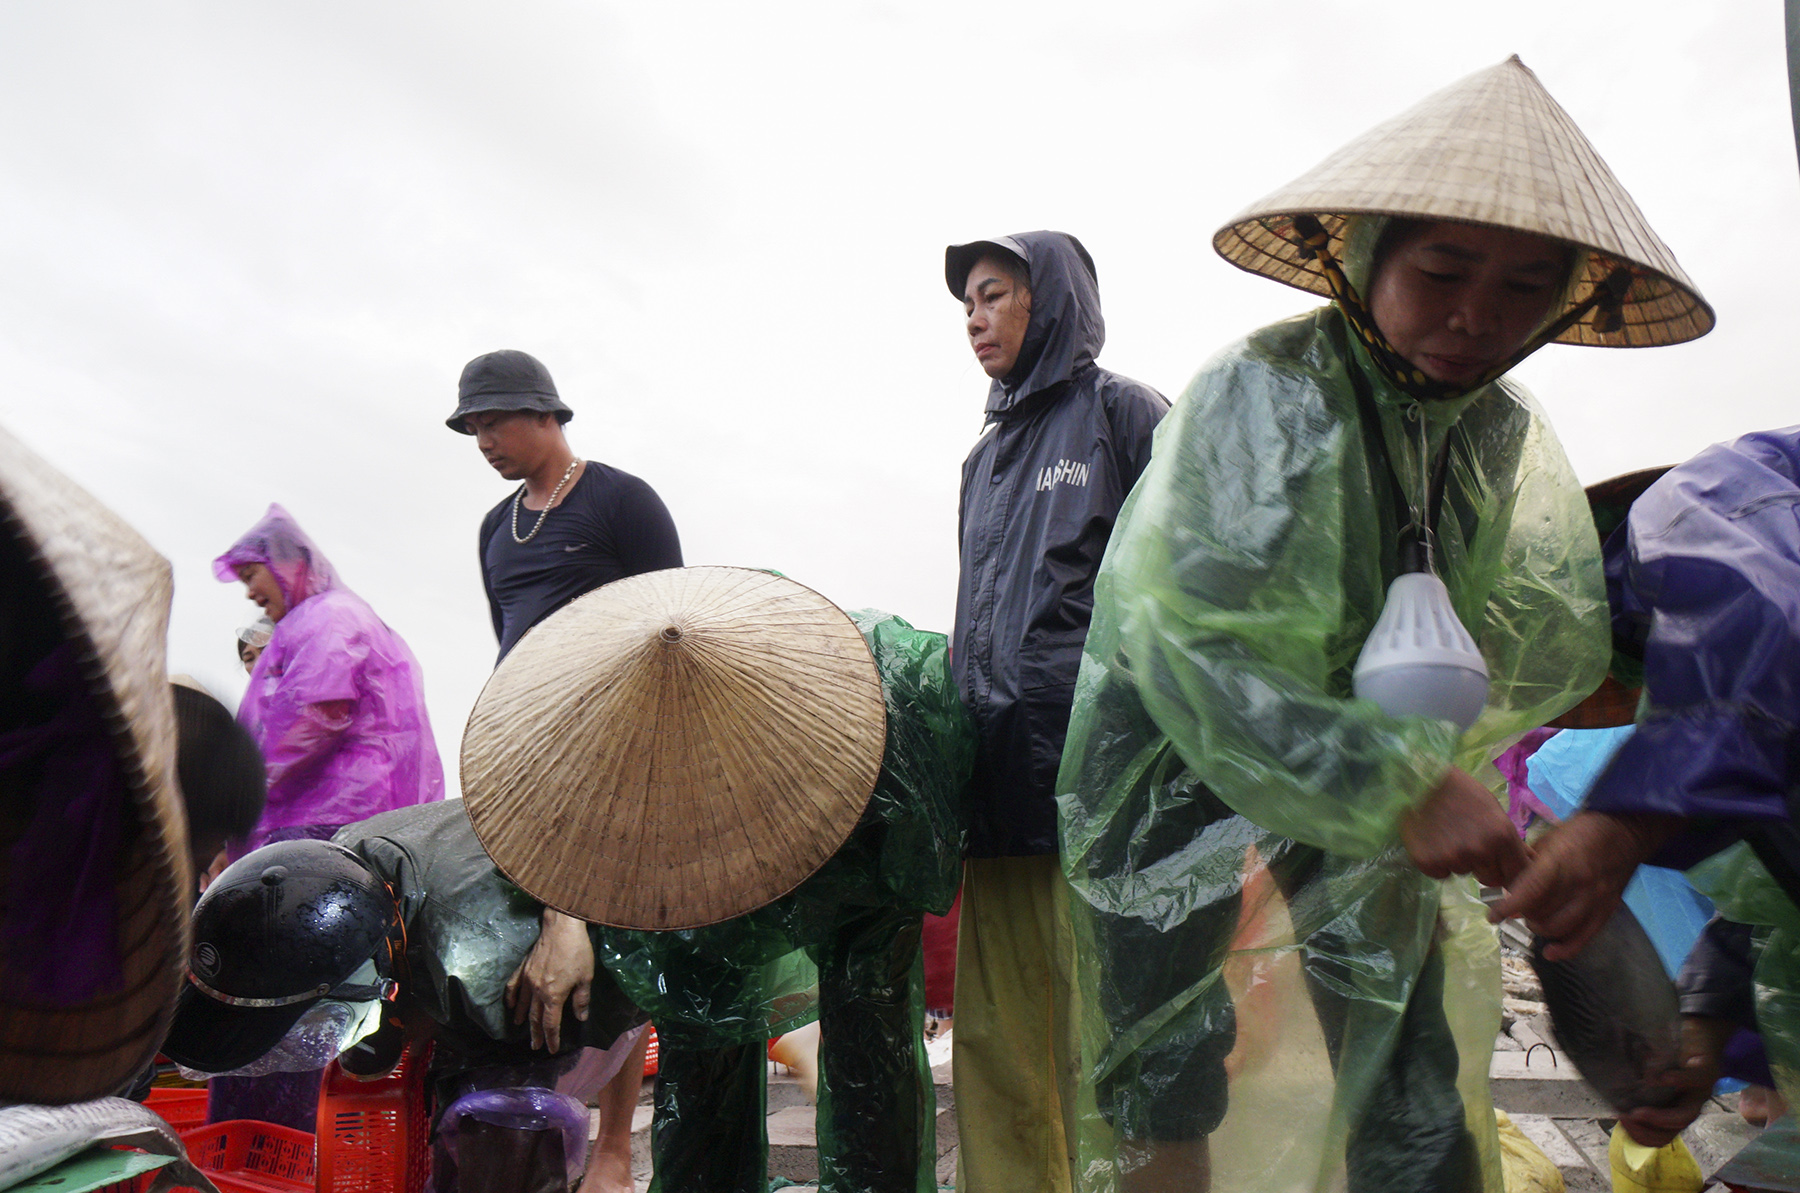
[1057,56,1711,1193]
[459,569,972,1193]
[161,800,647,1193]
[1496,427,1800,1144]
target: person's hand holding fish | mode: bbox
[1616,1016,1732,1147]
[1400,765,1533,887]
[1486,809,1681,958]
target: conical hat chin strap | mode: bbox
[1287,214,1632,401]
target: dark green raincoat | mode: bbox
[597,609,973,1193]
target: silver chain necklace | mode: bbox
[510,459,581,544]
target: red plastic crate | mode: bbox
[643,1025,659,1078]
[177,1121,314,1193]
[93,1121,313,1193]
[315,1043,430,1193]
[144,1086,209,1134]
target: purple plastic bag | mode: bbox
[438,1087,590,1186]
[215,504,444,847]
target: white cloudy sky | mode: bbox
[0,1,1790,794]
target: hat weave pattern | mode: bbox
[1214,56,1712,348]
[462,567,887,930]
[0,424,186,1103]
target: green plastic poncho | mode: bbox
[1057,300,1608,1192]
[1687,845,1800,1112]
[594,609,973,1193]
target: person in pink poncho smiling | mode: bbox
[216,503,444,855]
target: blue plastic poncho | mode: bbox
[215,504,444,848]
[1057,297,1608,1192]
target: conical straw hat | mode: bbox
[0,423,187,1103]
[462,566,887,930]
[1214,55,1713,348]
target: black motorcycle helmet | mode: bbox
[161,839,403,1073]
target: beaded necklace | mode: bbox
[511,459,581,544]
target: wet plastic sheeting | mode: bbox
[597,610,972,1193]
[1689,845,1800,1112]
[1058,303,1608,1192]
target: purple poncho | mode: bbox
[215,504,443,848]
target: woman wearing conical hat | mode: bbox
[1057,57,1711,1193]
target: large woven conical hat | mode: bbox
[1214,55,1713,348]
[462,566,887,930]
[0,424,187,1103]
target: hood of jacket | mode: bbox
[957,231,1106,419]
[213,503,342,610]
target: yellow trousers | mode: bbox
[953,855,1078,1193]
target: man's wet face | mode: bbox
[963,254,1032,381]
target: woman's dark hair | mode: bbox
[1370,218,1430,278]
[172,683,266,844]
[986,248,1031,293]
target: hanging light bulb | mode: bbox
[1352,572,1489,732]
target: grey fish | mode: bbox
[1530,904,1683,1113]
[0,1097,221,1192]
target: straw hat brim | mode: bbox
[1213,56,1713,348]
[462,566,888,931]
[0,425,187,1103]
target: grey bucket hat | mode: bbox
[446,349,575,433]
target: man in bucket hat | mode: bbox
[448,348,683,1193]
[448,348,682,660]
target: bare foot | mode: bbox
[579,1142,634,1193]
[1740,1084,1787,1128]
[1119,1137,1210,1193]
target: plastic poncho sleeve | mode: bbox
[1586,429,1800,839]
[1098,313,1606,857]
[340,802,642,1067]
[245,602,363,792]
[1687,843,1800,1109]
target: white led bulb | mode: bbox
[1352,572,1489,732]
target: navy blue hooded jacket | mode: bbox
[949,231,1167,857]
[1586,426,1800,872]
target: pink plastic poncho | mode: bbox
[215,504,444,849]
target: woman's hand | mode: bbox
[505,908,594,1052]
[1487,811,1680,960]
[1400,766,1530,887]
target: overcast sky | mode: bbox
[0,1,1790,794]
